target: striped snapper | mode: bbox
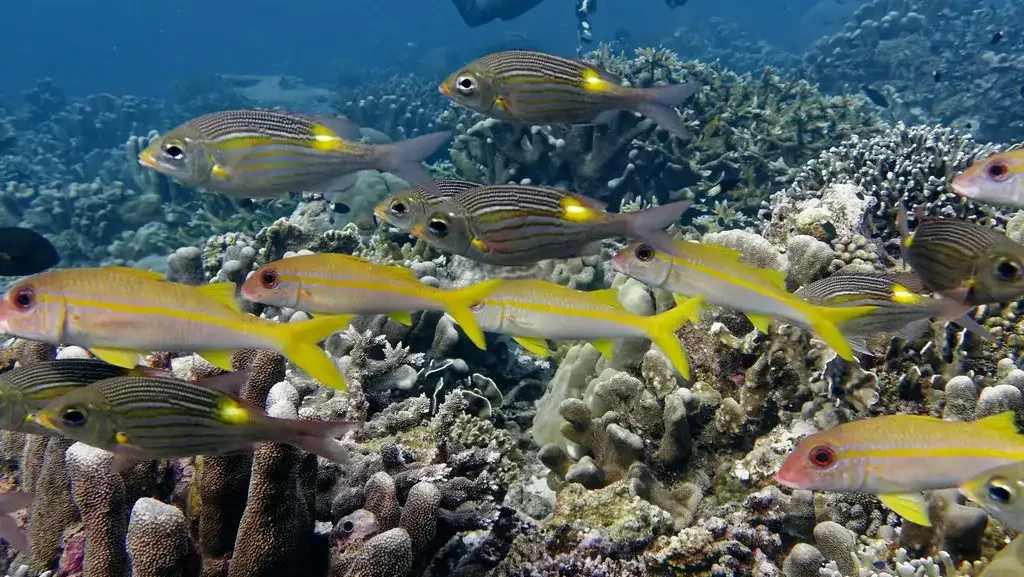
[952,150,1024,209]
[30,373,357,462]
[373,178,482,232]
[0,267,352,391]
[408,184,691,266]
[898,202,1024,306]
[240,253,502,349]
[138,109,451,200]
[0,358,167,435]
[795,272,994,354]
[462,278,702,379]
[777,411,1024,527]
[440,50,701,140]
[610,240,878,361]
[960,461,1024,533]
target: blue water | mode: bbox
[2,0,841,101]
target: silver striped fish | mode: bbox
[373,178,481,232]
[0,359,166,435]
[796,272,993,354]
[407,184,691,266]
[31,374,358,462]
[899,203,1024,305]
[440,50,701,139]
[138,109,450,199]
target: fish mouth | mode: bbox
[438,84,449,96]
[28,412,54,430]
[949,177,977,198]
[138,149,159,169]
[410,224,425,238]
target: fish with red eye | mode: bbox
[952,150,1024,208]
[807,445,836,468]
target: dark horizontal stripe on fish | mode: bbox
[480,52,593,85]
[800,276,909,303]
[5,360,139,402]
[913,221,1005,254]
[454,186,572,214]
[190,110,328,141]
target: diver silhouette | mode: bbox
[451,0,689,28]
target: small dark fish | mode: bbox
[933,70,943,82]
[1020,84,1024,100]
[860,85,889,108]
[992,31,1004,45]
[236,198,254,209]
[0,227,59,276]
[899,202,1024,306]
[332,202,351,214]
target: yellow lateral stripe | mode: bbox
[39,294,266,335]
[275,274,439,299]
[841,446,1024,460]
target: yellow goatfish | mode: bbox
[0,267,352,391]
[240,253,502,349]
[777,411,1024,527]
[611,241,879,360]
[462,278,702,379]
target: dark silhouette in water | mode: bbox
[0,228,60,276]
[451,0,546,27]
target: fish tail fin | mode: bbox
[644,295,703,380]
[278,419,360,463]
[375,131,452,194]
[630,81,700,140]
[441,278,503,350]
[617,200,691,253]
[276,314,355,391]
[802,303,879,361]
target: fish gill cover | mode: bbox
[0,0,1023,575]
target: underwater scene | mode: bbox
[2,0,1024,575]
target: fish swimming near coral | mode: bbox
[898,202,1024,306]
[408,184,691,266]
[373,178,482,232]
[0,491,32,558]
[610,240,877,361]
[240,253,503,349]
[461,278,702,379]
[0,267,352,391]
[795,272,994,354]
[0,227,60,277]
[440,50,700,140]
[0,358,168,435]
[960,460,1024,533]
[137,109,451,200]
[777,411,1024,527]
[30,372,358,463]
[952,150,1024,209]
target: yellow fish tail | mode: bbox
[276,314,354,391]
[643,295,703,380]
[801,303,880,361]
[441,278,504,350]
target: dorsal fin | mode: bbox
[196,283,242,311]
[111,267,166,281]
[975,411,1020,435]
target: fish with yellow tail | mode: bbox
[610,240,877,361]
[29,372,358,463]
[952,150,1024,209]
[960,461,1024,533]
[138,109,451,199]
[777,411,1024,527]
[408,183,691,266]
[440,50,701,140]
[240,253,503,350]
[457,278,702,379]
[898,202,1024,306]
[373,178,482,232]
[0,267,353,391]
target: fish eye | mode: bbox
[163,142,185,160]
[808,445,836,469]
[455,75,478,95]
[390,200,408,216]
[260,269,279,289]
[994,258,1023,282]
[634,244,656,262]
[987,478,1015,504]
[427,218,449,238]
[60,407,88,428]
[341,520,355,533]
[987,161,1010,181]
[9,286,34,311]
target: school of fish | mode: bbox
[0,47,1022,565]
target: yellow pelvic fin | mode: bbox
[196,282,242,311]
[513,337,551,357]
[644,295,703,380]
[199,351,236,372]
[442,278,504,350]
[89,347,142,369]
[277,314,355,391]
[589,339,615,359]
[673,294,703,323]
[975,411,1020,435]
[878,492,932,527]
[746,313,773,334]
[387,312,414,326]
[802,302,880,361]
